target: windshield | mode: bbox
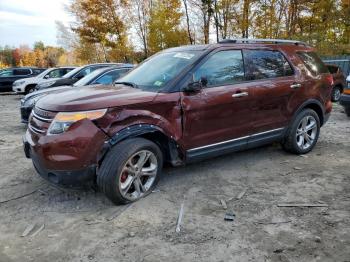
[73,68,107,87]
[62,66,84,79]
[117,51,202,91]
[36,68,53,78]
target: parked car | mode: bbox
[0,67,46,92]
[339,74,350,116]
[20,65,133,123]
[12,67,76,94]
[326,64,346,102]
[23,39,333,204]
[35,63,131,90]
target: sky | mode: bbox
[0,0,72,48]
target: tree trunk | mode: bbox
[183,0,194,44]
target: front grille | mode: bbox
[29,107,57,134]
[33,107,56,121]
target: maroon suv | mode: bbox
[23,39,333,204]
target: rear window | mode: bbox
[297,51,329,75]
[13,69,31,75]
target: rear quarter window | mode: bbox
[243,50,294,80]
[297,51,329,75]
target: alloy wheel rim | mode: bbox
[334,88,341,101]
[119,150,158,201]
[296,115,317,150]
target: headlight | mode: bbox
[14,80,25,86]
[23,95,43,107]
[38,80,56,88]
[47,109,107,135]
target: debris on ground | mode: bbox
[236,189,247,200]
[21,224,36,237]
[224,211,235,221]
[220,199,227,209]
[293,167,302,170]
[277,203,328,207]
[31,224,45,237]
[175,203,184,233]
[256,220,292,225]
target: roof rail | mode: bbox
[219,38,308,46]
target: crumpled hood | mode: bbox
[36,84,157,112]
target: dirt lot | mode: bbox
[0,93,349,262]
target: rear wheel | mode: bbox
[282,109,320,154]
[97,138,163,205]
[331,86,342,102]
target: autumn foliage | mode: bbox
[1,0,349,68]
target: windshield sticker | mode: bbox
[173,53,195,60]
[154,81,163,86]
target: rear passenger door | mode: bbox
[243,49,297,134]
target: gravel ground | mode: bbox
[0,93,349,262]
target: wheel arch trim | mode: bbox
[292,99,325,126]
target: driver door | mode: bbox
[181,49,254,161]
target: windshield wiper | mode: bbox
[114,81,139,89]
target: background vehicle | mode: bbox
[36,63,132,90]
[12,67,76,94]
[24,39,333,205]
[339,74,350,116]
[0,67,46,92]
[20,65,133,123]
[326,64,346,102]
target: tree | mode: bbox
[69,0,130,62]
[147,0,189,53]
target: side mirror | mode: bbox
[44,74,50,79]
[184,76,207,93]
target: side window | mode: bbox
[297,51,329,75]
[47,69,61,78]
[32,69,43,74]
[194,50,244,87]
[0,69,14,77]
[13,69,31,76]
[74,67,92,79]
[94,69,128,85]
[244,50,293,80]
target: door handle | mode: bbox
[290,83,302,89]
[232,92,248,98]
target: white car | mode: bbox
[12,67,76,94]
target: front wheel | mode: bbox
[97,138,163,205]
[282,109,320,154]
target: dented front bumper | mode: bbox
[24,118,109,186]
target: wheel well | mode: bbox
[139,131,184,166]
[303,103,324,126]
[334,84,343,92]
[25,84,36,91]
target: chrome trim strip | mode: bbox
[188,127,285,152]
[28,124,45,134]
[32,111,52,122]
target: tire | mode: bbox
[331,86,342,102]
[282,109,320,154]
[25,85,36,95]
[97,138,163,205]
